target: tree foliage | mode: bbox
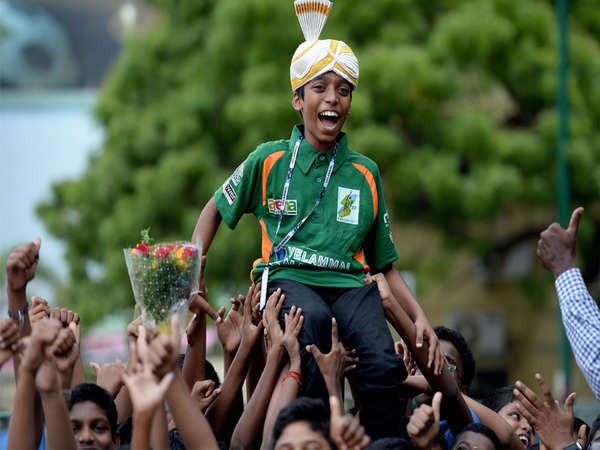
[38,0,600,324]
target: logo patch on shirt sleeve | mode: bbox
[230,163,244,186]
[223,181,237,205]
[337,187,360,225]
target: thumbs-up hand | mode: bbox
[329,396,371,450]
[537,207,583,278]
[407,391,442,450]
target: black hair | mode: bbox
[453,423,501,450]
[366,437,415,449]
[434,326,476,388]
[587,413,600,449]
[295,86,305,100]
[69,383,118,438]
[481,386,517,412]
[272,397,334,449]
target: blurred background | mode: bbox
[1,0,599,422]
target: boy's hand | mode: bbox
[191,379,221,412]
[307,318,351,391]
[90,359,125,398]
[537,207,583,278]
[122,327,175,418]
[20,318,62,373]
[52,307,80,327]
[282,305,304,366]
[514,374,576,450]
[407,392,442,450]
[6,238,41,293]
[364,273,393,308]
[329,396,370,450]
[29,296,51,325]
[215,296,243,354]
[240,284,263,349]
[262,288,285,351]
[51,323,80,382]
[395,339,416,376]
[0,318,20,351]
[145,316,181,377]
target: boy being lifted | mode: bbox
[193,0,443,439]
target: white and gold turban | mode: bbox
[290,0,359,91]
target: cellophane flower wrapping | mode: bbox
[124,241,202,331]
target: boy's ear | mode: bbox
[292,92,303,113]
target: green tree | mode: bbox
[38,0,600,324]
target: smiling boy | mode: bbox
[192,0,440,439]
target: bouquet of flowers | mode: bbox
[124,229,202,330]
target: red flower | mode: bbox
[135,242,150,256]
[182,246,197,260]
[154,245,170,258]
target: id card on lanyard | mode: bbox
[259,135,337,310]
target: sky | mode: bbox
[0,90,102,286]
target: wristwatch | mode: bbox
[8,303,29,332]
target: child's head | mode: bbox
[272,397,334,450]
[68,383,119,449]
[434,326,476,393]
[292,71,353,151]
[452,423,501,450]
[482,386,533,448]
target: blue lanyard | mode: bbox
[271,135,337,260]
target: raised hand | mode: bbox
[145,316,181,377]
[407,391,442,450]
[282,305,304,365]
[28,296,50,325]
[191,379,221,412]
[90,359,126,398]
[187,291,217,347]
[20,318,62,373]
[240,284,263,349]
[122,327,174,417]
[262,288,285,351]
[307,318,348,398]
[51,307,80,327]
[0,318,19,352]
[513,374,576,450]
[0,319,20,367]
[395,339,417,376]
[537,207,584,277]
[329,396,371,450]
[5,238,41,293]
[215,296,243,354]
[51,324,79,374]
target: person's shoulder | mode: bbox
[345,148,380,175]
[250,139,289,160]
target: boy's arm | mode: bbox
[383,265,444,374]
[367,273,472,431]
[192,196,222,254]
[230,290,286,450]
[206,284,264,437]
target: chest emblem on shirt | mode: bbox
[337,187,359,225]
[268,198,298,216]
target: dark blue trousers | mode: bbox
[267,278,407,439]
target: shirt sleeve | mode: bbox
[555,268,600,400]
[214,150,262,229]
[363,166,399,272]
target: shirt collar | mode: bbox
[290,125,348,174]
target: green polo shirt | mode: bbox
[214,125,398,288]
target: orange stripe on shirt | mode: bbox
[351,162,378,221]
[250,218,274,283]
[262,151,285,205]
[353,247,370,273]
